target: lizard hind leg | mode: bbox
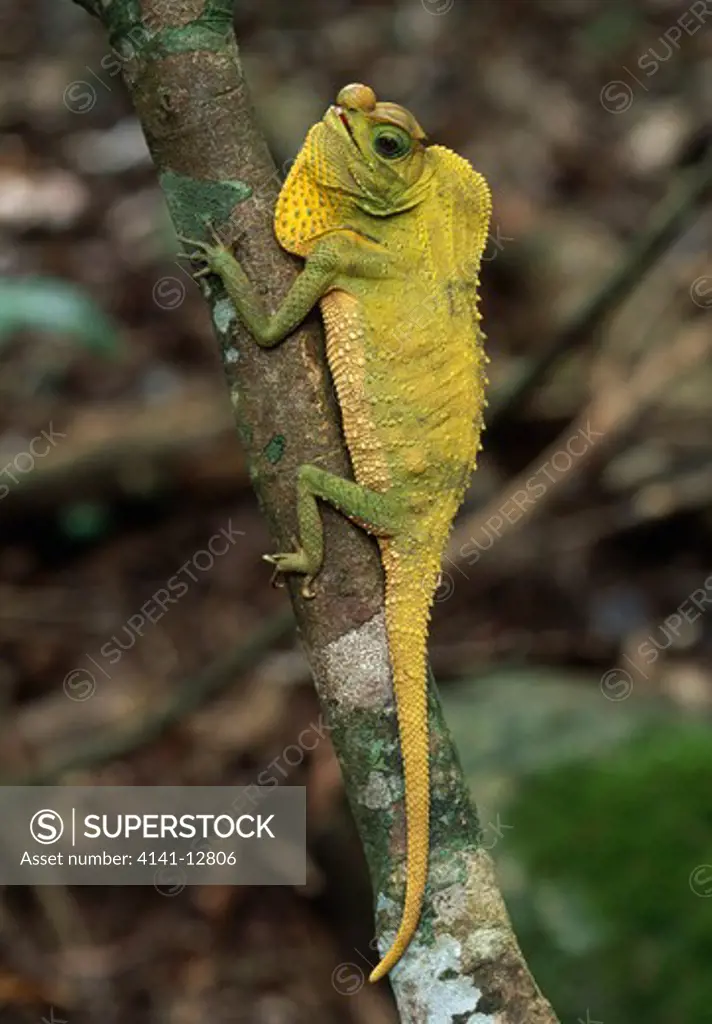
[264,464,401,598]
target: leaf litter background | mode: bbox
[0,0,711,1021]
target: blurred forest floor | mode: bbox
[0,1,711,1022]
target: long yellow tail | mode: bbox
[369,546,438,983]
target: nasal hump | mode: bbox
[336,83,377,112]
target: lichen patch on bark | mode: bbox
[321,611,393,712]
[361,770,398,810]
[385,931,494,1024]
[212,296,236,334]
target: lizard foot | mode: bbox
[177,224,230,279]
[263,543,319,599]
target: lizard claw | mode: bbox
[176,258,212,279]
[262,537,319,598]
[177,235,211,280]
[264,557,286,589]
[207,221,225,247]
[177,225,230,279]
[176,233,208,255]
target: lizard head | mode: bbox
[321,83,431,210]
[275,84,436,254]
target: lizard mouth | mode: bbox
[333,105,358,147]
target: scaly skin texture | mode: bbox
[183,82,491,983]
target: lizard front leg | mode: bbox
[180,228,392,348]
[181,230,400,596]
[266,465,404,597]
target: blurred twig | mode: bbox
[6,609,294,786]
[489,150,712,427]
[0,390,241,520]
[450,319,711,564]
[8,728,114,1019]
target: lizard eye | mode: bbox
[372,125,412,160]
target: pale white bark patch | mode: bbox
[361,770,399,810]
[463,925,509,963]
[373,901,495,1024]
[322,611,393,711]
[212,297,237,334]
[432,881,470,926]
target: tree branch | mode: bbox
[70,2,558,1020]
